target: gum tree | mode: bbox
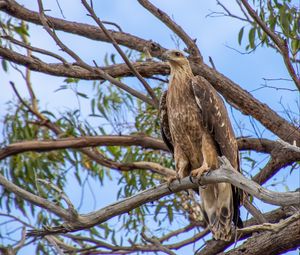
[0,0,299,254]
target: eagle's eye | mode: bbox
[175,52,181,57]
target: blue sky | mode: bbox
[0,0,299,254]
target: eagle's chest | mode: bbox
[166,80,203,143]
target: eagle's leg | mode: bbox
[166,145,189,186]
[190,161,210,178]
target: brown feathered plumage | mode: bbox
[159,50,242,241]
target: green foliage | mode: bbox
[238,0,299,59]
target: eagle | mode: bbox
[159,50,242,241]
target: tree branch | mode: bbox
[27,159,299,236]
[137,0,202,61]
[0,135,167,160]
[0,172,70,220]
[224,217,300,255]
[196,206,297,255]
[1,34,69,64]
[82,0,159,106]
[1,43,299,144]
[237,212,300,234]
[1,0,166,57]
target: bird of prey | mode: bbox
[159,49,242,241]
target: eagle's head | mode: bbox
[162,50,191,71]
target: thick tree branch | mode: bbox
[224,218,300,255]
[1,135,299,185]
[1,43,299,144]
[27,159,299,236]
[0,0,166,57]
[0,135,167,160]
[196,206,298,255]
[0,136,294,158]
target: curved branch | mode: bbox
[0,172,70,220]
[1,136,299,184]
[27,160,299,236]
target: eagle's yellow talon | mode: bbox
[190,162,209,179]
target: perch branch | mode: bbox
[27,158,299,236]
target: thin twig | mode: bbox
[240,0,300,91]
[102,20,123,32]
[36,0,155,107]
[243,199,267,224]
[137,0,202,61]
[82,0,159,106]
[37,179,77,217]
[142,233,178,255]
[238,212,300,234]
[1,35,69,64]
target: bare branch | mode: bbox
[0,172,70,220]
[1,42,299,144]
[0,35,69,64]
[0,135,167,160]
[27,159,299,236]
[225,216,300,255]
[138,0,202,61]
[1,136,300,161]
[277,139,300,153]
[238,212,300,234]
[141,233,178,255]
[82,0,159,106]
[1,0,166,58]
[243,199,267,224]
[35,0,155,107]
[13,227,27,253]
[208,0,251,22]
[37,179,77,218]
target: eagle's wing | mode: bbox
[192,76,243,228]
[159,90,174,154]
[191,76,238,167]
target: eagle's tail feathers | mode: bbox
[200,182,233,242]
